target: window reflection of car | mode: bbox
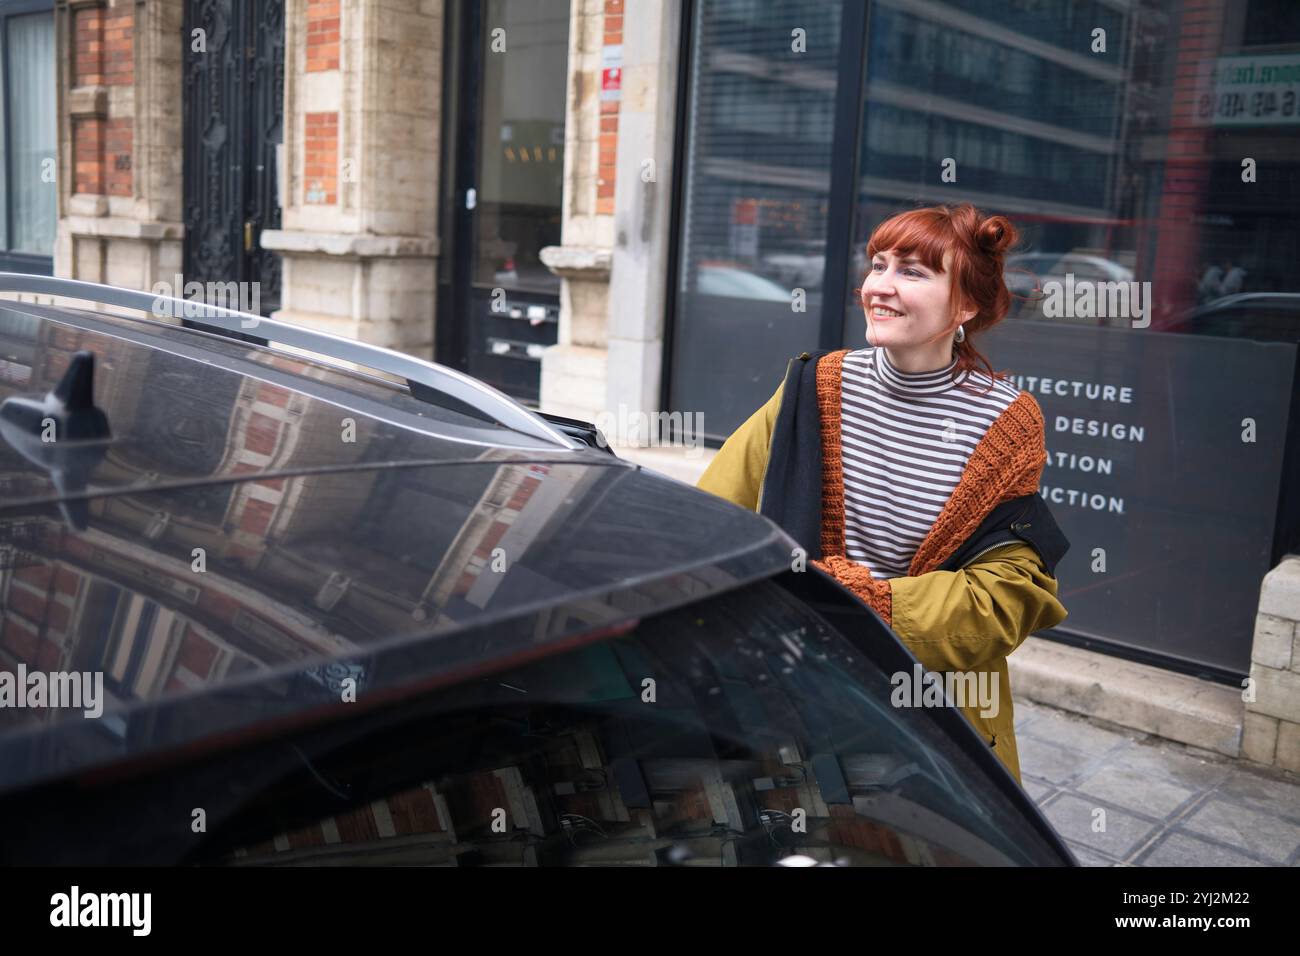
[696,265,795,302]
[1167,292,1300,343]
[760,241,827,290]
[1005,253,1135,300]
[0,274,1076,867]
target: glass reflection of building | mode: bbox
[853,0,1137,338]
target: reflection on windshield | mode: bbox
[211,582,1061,867]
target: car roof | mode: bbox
[0,293,795,795]
[1191,292,1300,311]
[1008,252,1128,268]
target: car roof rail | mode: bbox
[0,272,581,448]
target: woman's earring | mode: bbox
[955,324,966,344]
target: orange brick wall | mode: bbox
[71,3,134,196]
[73,4,132,86]
[304,111,339,205]
[72,7,104,85]
[306,0,340,72]
[73,118,105,195]
[597,0,623,215]
[103,3,134,86]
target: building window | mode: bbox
[0,0,56,274]
[471,0,569,296]
[668,0,844,441]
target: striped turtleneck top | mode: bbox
[840,346,1021,579]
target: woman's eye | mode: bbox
[871,262,922,277]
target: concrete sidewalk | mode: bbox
[1015,699,1300,866]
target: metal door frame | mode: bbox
[181,0,283,316]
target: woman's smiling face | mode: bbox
[860,248,969,351]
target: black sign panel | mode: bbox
[984,320,1296,675]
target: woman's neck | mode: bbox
[883,342,955,374]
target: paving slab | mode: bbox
[1135,830,1265,867]
[1040,792,1161,860]
[1178,799,1300,864]
[1214,770,1300,822]
[1107,740,1233,793]
[1016,734,1094,787]
[1074,762,1200,819]
[1020,713,1140,758]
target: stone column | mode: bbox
[604,0,681,448]
[1242,556,1300,772]
[259,0,442,357]
[537,0,617,422]
[54,0,184,294]
[540,0,683,455]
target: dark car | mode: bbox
[1167,292,1300,343]
[0,274,1074,866]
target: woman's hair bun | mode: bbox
[975,214,1017,256]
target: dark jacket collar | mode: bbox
[758,350,832,557]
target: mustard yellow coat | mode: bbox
[697,377,1068,784]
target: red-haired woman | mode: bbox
[697,203,1070,785]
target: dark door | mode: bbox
[182,0,284,316]
[438,0,570,406]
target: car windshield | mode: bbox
[697,267,792,302]
[193,578,1066,867]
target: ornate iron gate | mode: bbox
[181,0,284,315]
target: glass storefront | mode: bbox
[438,0,570,404]
[0,2,56,273]
[473,0,569,296]
[669,0,1300,677]
[669,0,844,433]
